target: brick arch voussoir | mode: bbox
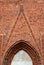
[3,40,41,65]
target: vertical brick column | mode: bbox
[40,32,44,65]
[42,35,44,65]
[0,34,3,65]
[0,34,6,65]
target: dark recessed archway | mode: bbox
[3,40,41,65]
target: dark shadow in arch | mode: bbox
[3,40,41,65]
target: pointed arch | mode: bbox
[11,50,33,65]
[3,40,41,65]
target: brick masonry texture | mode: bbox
[0,0,44,65]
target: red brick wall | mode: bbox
[0,0,44,65]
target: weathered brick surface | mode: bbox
[0,0,44,65]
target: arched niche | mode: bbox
[3,40,41,65]
[11,50,33,65]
